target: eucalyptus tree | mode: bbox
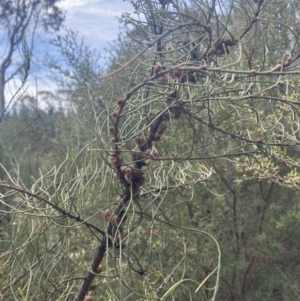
[0,0,65,121]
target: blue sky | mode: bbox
[42,0,134,87]
[59,0,133,49]
[36,0,134,90]
[1,0,134,107]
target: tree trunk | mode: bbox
[0,65,6,217]
[0,67,5,121]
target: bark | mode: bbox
[0,68,5,120]
[74,241,107,301]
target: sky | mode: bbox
[2,0,134,109]
[58,0,133,49]
[37,0,134,89]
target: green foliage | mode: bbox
[1,1,300,301]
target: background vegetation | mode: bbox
[1,0,300,300]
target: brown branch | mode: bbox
[258,181,274,234]
[75,64,177,300]
[74,242,106,301]
[98,22,198,82]
[209,160,240,258]
[0,183,105,235]
[240,255,256,300]
[239,0,265,40]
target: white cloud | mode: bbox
[61,0,134,47]
[58,0,89,9]
[2,0,135,110]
